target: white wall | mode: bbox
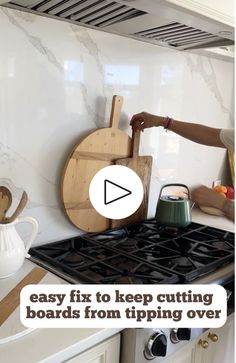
[0,7,234,245]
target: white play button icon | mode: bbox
[89,165,144,220]
[104,179,131,205]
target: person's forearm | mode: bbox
[130,112,226,148]
[158,117,225,148]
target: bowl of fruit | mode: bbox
[199,185,234,216]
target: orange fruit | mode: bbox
[213,185,227,194]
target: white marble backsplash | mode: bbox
[0,7,234,245]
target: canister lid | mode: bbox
[160,196,186,202]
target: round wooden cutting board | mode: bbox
[61,95,131,232]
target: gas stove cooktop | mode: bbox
[29,219,234,284]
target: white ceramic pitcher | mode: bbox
[0,216,38,278]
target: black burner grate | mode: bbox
[29,219,234,284]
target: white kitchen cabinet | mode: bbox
[164,314,234,363]
[64,334,120,363]
[193,314,234,363]
[165,0,234,26]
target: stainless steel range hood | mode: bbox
[1,0,234,52]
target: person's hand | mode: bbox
[130,112,162,131]
[191,185,226,210]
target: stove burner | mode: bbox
[113,238,139,252]
[169,256,195,272]
[29,220,234,284]
[163,226,179,235]
[63,254,87,267]
[212,241,232,250]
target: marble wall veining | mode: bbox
[0,7,234,245]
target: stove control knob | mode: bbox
[170,328,191,344]
[145,331,167,358]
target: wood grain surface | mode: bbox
[228,150,235,186]
[112,130,152,228]
[0,267,47,326]
[61,95,131,232]
[0,186,12,223]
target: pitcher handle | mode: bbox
[15,216,38,257]
[159,183,190,200]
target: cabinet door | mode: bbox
[194,314,234,363]
[65,334,120,363]
[206,314,234,363]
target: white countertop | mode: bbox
[0,259,123,363]
[0,209,234,363]
[1,323,123,363]
[192,207,234,233]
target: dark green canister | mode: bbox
[155,184,192,227]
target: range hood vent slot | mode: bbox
[10,0,146,27]
[133,22,229,49]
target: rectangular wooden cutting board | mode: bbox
[112,130,152,228]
